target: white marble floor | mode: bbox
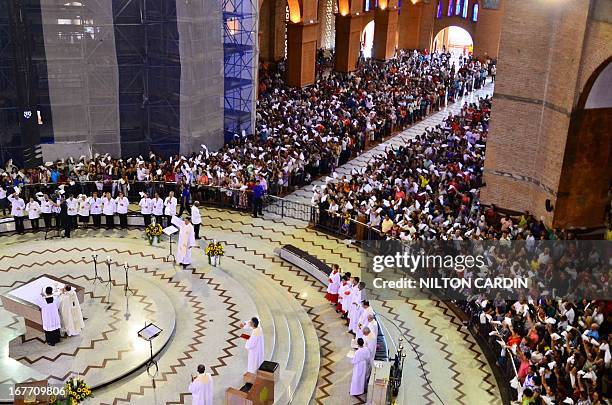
[0,206,502,405]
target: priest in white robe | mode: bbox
[59,285,85,337]
[356,301,374,338]
[348,281,365,333]
[363,326,377,379]
[367,313,379,340]
[35,286,61,346]
[171,216,196,269]
[188,364,213,405]
[350,338,371,396]
[242,317,264,373]
[338,277,352,317]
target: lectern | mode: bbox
[138,323,162,376]
[225,361,279,405]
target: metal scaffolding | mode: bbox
[223,0,257,141]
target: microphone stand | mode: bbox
[104,258,113,310]
[91,254,103,284]
[123,263,135,296]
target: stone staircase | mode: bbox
[219,257,320,404]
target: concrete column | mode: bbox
[286,21,319,86]
[397,0,422,50]
[334,13,363,72]
[373,4,399,60]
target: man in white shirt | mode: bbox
[8,192,26,234]
[51,195,61,231]
[139,193,153,227]
[77,195,90,227]
[26,197,41,231]
[152,192,164,225]
[89,191,103,228]
[164,191,177,227]
[39,194,54,229]
[191,201,202,239]
[102,192,116,229]
[115,191,129,229]
[66,195,78,229]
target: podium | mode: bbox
[369,360,391,405]
[163,225,178,263]
[13,380,49,405]
[225,361,279,405]
[138,323,163,376]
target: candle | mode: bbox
[125,261,128,268]
[107,256,110,262]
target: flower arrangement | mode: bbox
[205,241,224,265]
[62,377,93,404]
[145,222,163,245]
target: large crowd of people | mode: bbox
[314,96,493,241]
[312,87,611,403]
[1,49,490,213]
[1,48,609,405]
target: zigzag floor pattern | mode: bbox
[0,211,502,404]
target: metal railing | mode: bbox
[263,195,318,223]
[314,209,384,241]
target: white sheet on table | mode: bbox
[9,276,65,305]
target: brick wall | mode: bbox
[397,0,502,58]
[481,0,612,229]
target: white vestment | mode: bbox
[348,288,362,332]
[339,283,352,313]
[356,306,374,338]
[35,296,61,331]
[365,333,377,364]
[188,373,213,405]
[351,305,365,334]
[171,216,196,265]
[244,325,265,373]
[59,290,85,336]
[367,319,379,340]
[327,271,341,294]
[350,346,371,395]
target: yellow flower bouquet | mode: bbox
[145,223,163,245]
[205,241,224,266]
[61,377,93,403]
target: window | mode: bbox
[462,0,469,18]
[455,0,462,16]
[448,0,454,16]
[472,3,479,21]
[436,0,443,18]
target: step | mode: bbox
[289,304,320,405]
[218,259,305,402]
[220,261,288,369]
[220,257,319,405]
